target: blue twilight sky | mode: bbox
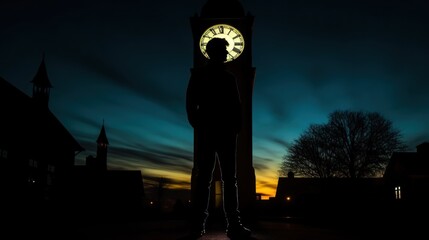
[1,0,428,197]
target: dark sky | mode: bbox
[1,0,428,197]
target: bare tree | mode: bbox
[281,110,406,178]
[279,124,338,178]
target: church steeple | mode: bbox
[86,121,109,171]
[31,54,53,108]
[97,121,109,146]
[201,0,245,18]
[96,121,109,171]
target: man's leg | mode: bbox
[217,134,251,239]
[190,133,216,237]
[217,135,240,224]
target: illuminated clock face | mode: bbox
[199,24,245,62]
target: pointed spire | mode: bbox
[97,121,109,145]
[31,54,53,88]
[31,54,53,107]
[201,0,245,18]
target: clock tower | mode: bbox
[190,0,256,216]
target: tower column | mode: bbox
[190,0,256,220]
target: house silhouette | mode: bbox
[273,143,429,223]
[1,57,144,223]
[0,58,84,214]
[384,142,429,204]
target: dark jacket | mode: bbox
[186,62,242,134]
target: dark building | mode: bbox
[273,142,429,221]
[0,58,84,213]
[384,142,429,205]
[64,123,145,221]
[1,57,144,224]
[274,173,387,220]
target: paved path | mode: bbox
[67,219,365,240]
[11,216,423,240]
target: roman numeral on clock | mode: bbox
[232,47,242,54]
[218,26,224,34]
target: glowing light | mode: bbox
[395,186,401,200]
[286,196,291,201]
[199,24,245,62]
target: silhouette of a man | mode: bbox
[186,38,251,239]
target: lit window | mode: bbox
[215,181,222,208]
[395,186,401,200]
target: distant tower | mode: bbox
[190,0,257,215]
[87,121,109,171]
[31,55,53,107]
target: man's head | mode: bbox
[206,38,228,63]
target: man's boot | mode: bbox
[226,217,251,239]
